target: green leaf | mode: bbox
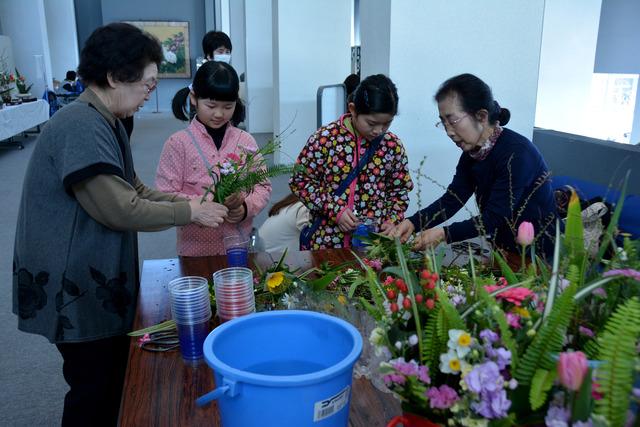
[594,170,629,266]
[594,297,640,427]
[530,368,556,410]
[492,250,518,285]
[572,367,593,422]
[564,190,586,268]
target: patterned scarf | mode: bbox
[469,125,503,161]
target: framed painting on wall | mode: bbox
[125,21,190,78]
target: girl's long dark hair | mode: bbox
[268,193,302,217]
[171,61,245,124]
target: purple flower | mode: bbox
[592,287,607,298]
[472,389,511,419]
[480,329,499,344]
[383,373,406,386]
[426,385,459,409]
[579,326,595,338]
[544,405,570,427]
[494,347,512,370]
[603,268,640,281]
[465,361,502,394]
[573,420,592,427]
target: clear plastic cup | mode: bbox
[224,235,250,268]
[168,276,212,360]
[213,267,255,322]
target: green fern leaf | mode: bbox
[421,311,441,372]
[530,368,556,410]
[515,283,576,385]
[594,297,640,427]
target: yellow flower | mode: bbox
[266,271,285,293]
[449,359,461,371]
[513,307,531,318]
[337,295,347,305]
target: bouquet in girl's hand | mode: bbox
[200,138,297,204]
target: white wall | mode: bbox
[385,0,545,219]
[272,0,351,161]
[245,0,273,133]
[228,0,246,79]
[43,0,79,83]
[0,0,53,97]
[535,0,602,136]
[359,0,391,77]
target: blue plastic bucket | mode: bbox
[197,310,362,426]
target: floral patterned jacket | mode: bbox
[289,114,413,249]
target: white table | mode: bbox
[0,99,49,147]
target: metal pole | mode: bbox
[153,89,160,113]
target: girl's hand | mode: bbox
[223,192,245,210]
[412,227,445,251]
[225,203,246,224]
[385,219,415,242]
[337,208,358,232]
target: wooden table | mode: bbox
[118,249,400,426]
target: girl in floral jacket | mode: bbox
[290,74,413,250]
[156,61,270,256]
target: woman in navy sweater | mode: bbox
[387,74,557,260]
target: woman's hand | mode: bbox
[189,199,228,227]
[384,219,415,243]
[224,192,247,224]
[337,208,358,232]
[412,227,446,251]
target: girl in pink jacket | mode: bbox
[156,61,271,256]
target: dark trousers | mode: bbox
[56,335,130,427]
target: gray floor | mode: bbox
[0,112,289,426]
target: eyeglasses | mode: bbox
[142,79,158,94]
[435,114,468,130]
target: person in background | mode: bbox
[343,73,360,101]
[257,193,311,253]
[12,23,228,427]
[202,30,232,63]
[386,73,557,262]
[156,60,270,256]
[61,70,78,92]
[290,74,414,250]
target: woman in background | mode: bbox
[258,193,310,253]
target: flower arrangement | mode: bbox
[13,68,32,94]
[200,138,297,204]
[351,184,640,427]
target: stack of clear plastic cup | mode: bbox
[168,276,212,361]
[213,267,255,323]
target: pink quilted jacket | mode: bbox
[155,119,271,256]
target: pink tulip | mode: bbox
[516,221,535,246]
[557,351,588,391]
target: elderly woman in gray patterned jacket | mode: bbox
[12,23,228,427]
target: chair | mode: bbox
[316,84,347,128]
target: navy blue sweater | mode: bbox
[409,128,558,257]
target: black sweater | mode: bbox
[409,128,558,257]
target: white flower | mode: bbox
[374,346,391,359]
[508,378,518,389]
[280,293,297,309]
[440,350,465,374]
[447,329,473,358]
[162,46,177,64]
[369,327,386,346]
[394,341,402,350]
[408,334,418,346]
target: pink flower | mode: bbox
[579,326,595,338]
[506,312,522,329]
[137,333,151,347]
[226,152,242,163]
[558,351,588,391]
[484,285,535,306]
[426,385,460,409]
[516,221,535,246]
